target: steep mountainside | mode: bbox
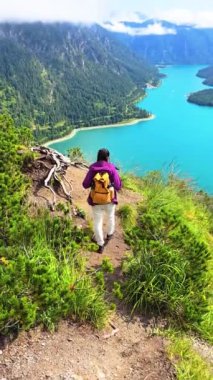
[0,22,159,141]
[108,19,213,64]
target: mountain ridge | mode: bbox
[104,19,213,64]
[0,22,159,141]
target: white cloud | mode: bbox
[0,1,213,30]
[103,21,176,36]
[103,22,132,34]
[0,0,106,23]
[155,9,213,28]
[103,8,213,34]
[107,10,146,24]
[136,23,176,35]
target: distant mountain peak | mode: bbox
[103,18,213,65]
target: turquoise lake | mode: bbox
[49,65,213,194]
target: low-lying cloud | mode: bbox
[104,21,176,36]
[0,0,105,23]
[154,9,213,28]
[0,1,213,30]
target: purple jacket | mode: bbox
[82,160,122,205]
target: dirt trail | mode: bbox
[0,317,175,380]
[0,166,176,380]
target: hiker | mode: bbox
[82,148,122,254]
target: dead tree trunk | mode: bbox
[31,146,89,211]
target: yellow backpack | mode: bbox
[90,172,114,204]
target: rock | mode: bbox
[59,373,83,380]
[97,369,106,380]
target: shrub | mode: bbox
[68,147,84,162]
[0,212,109,334]
[0,114,29,246]
[118,204,137,230]
[101,257,114,274]
[122,173,212,333]
[112,282,124,300]
[120,173,143,193]
[0,115,109,336]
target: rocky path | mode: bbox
[0,315,175,380]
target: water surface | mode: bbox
[49,66,213,194]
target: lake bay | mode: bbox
[49,65,213,194]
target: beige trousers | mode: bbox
[92,203,116,246]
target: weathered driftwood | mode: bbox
[31,145,88,210]
[44,165,57,208]
[70,161,89,169]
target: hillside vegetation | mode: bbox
[186,66,213,107]
[119,172,213,342]
[0,22,159,142]
[1,114,212,343]
[197,66,213,86]
[188,89,213,107]
[0,114,109,334]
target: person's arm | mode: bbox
[111,166,122,191]
[82,168,94,189]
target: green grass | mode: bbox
[0,211,110,334]
[121,172,213,338]
[166,331,212,380]
[118,204,137,230]
[120,173,143,193]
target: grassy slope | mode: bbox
[1,123,212,377]
[119,171,213,378]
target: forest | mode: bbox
[188,89,213,107]
[0,22,159,142]
[197,66,213,86]
[187,66,213,107]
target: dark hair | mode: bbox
[97,148,110,162]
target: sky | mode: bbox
[0,0,213,32]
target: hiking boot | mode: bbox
[97,245,104,254]
[106,234,113,242]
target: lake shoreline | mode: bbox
[45,114,155,147]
